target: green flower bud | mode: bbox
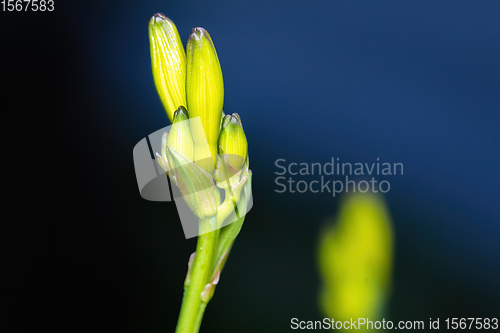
[186,27,224,170]
[165,106,194,161]
[149,13,187,122]
[218,113,248,171]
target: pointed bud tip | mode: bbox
[221,114,232,127]
[149,13,176,30]
[189,27,212,43]
[173,105,189,123]
[222,113,243,128]
[151,12,169,23]
[231,113,242,125]
[154,12,166,19]
[192,27,205,35]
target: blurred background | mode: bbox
[1,0,499,332]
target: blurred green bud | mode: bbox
[149,13,186,122]
[318,192,393,329]
[186,27,224,169]
[165,106,194,162]
[218,113,248,171]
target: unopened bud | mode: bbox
[149,13,186,122]
[166,106,194,161]
[186,27,224,169]
[218,113,248,171]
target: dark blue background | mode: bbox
[2,1,499,332]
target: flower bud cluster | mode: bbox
[150,14,250,220]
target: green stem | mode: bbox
[175,217,217,333]
[193,302,208,332]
